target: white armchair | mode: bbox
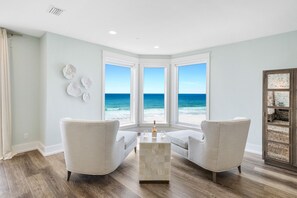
[60,119,137,181]
[167,118,251,182]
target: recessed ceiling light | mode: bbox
[109,30,117,35]
[154,46,159,49]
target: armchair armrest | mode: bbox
[189,135,205,144]
[112,136,125,167]
[116,136,125,144]
[188,135,205,164]
[233,117,248,120]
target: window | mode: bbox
[143,67,165,123]
[105,64,131,124]
[172,53,209,126]
[178,63,207,125]
[102,51,138,126]
[102,52,208,127]
[139,59,170,125]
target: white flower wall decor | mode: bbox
[67,82,82,97]
[81,76,92,89]
[63,64,77,80]
[63,64,92,103]
[82,92,91,103]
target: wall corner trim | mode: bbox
[12,141,64,156]
[12,141,39,154]
[245,143,262,155]
[12,140,262,158]
[37,142,63,156]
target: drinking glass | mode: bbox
[143,129,149,137]
[161,130,166,138]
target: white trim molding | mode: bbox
[139,58,171,66]
[11,138,262,158]
[245,143,262,155]
[12,141,64,157]
[37,142,63,156]
[102,51,138,67]
[12,141,39,154]
[171,53,210,66]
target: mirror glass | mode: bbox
[267,108,289,126]
[267,91,289,107]
[268,73,290,89]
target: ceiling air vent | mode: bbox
[48,6,64,16]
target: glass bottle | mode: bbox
[152,120,157,137]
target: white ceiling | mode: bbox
[1,0,297,55]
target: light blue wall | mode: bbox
[173,31,297,150]
[41,32,137,146]
[40,33,47,144]
[9,35,40,145]
[10,30,297,153]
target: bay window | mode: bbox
[102,51,209,128]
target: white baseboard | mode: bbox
[245,143,262,155]
[13,140,262,157]
[12,141,39,154]
[37,142,63,156]
[12,141,64,157]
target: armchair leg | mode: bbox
[67,171,71,181]
[238,165,241,174]
[212,172,216,183]
[134,147,137,153]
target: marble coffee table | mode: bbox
[139,133,171,183]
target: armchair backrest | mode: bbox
[201,118,250,172]
[60,119,120,175]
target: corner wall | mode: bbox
[9,35,40,148]
[173,30,297,154]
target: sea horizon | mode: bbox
[105,93,206,124]
[105,93,206,110]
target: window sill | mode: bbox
[139,122,169,127]
[119,123,137,130]
[172,123,202,131]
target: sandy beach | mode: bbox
[105,107,206,125]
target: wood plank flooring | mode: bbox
[1,149,297,198]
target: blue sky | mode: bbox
[144,68,164,93]
[105,64,130,93]
[178,63,206,94]
[105,63,206,94]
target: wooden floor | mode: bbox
[1,150,297,198]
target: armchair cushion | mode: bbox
[167,130,204,149]
[117,131,137,149]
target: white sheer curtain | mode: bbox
[0,28,13,160]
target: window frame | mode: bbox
[139,59,170,126]
[102,51,139,128]
[171,53,210,128]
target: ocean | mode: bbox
[105,93,206,111]
[105,94,206,124]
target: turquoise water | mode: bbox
[105,94,130,111]
[105,94,206,111]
